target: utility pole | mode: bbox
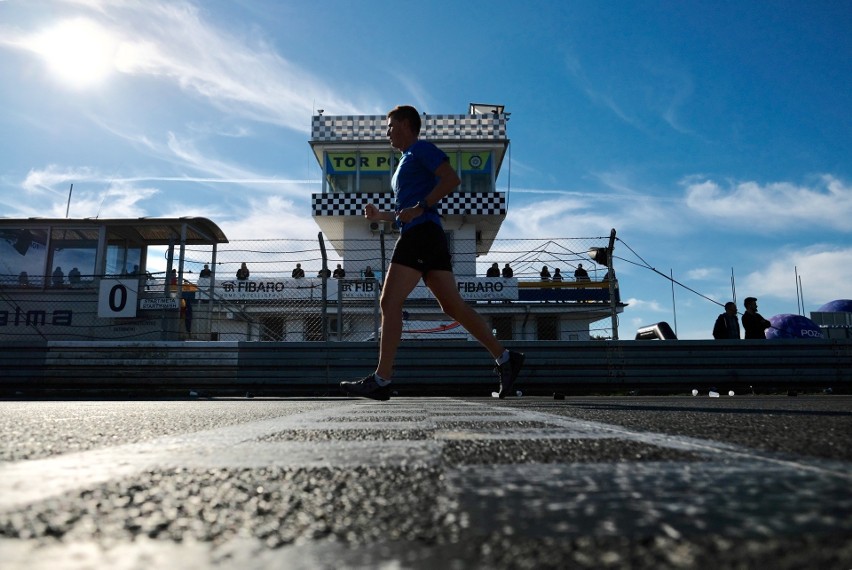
[606,228,618,340]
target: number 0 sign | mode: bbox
[98,279,139,318]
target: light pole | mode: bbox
[588,228,618,340]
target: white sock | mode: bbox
[495,350,510,365]
[374,373,391,386]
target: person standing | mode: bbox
[340,105,524,401]
[742,297,771,339]
[713,301,741,339]
[236,262,250,281]
[501,263,513,278]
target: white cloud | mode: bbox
[685,267,720,280]
[504,184,690,240]
[162,132,316,198]
[502,198,615,238]
[562,51,643,129]
[13,159,324,221]
[217,196,318,241]
[21,165,90,196]
[742,244,852,305]
[623,297,667,313]
[16,166,161,218]
[3,0,375,131]
[15,167,158,218]
[106,1,374,126]
[683,175,852,232]
[70,184,159,219]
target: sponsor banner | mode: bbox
[0,305,73,328]
[410,277,517,300]
[459,277,516,300]
[447,151,492,173]
[140,297,180,310]
[217,279,330,301]
[215,277,517,301]
[216,278,379,300]
[325,150,491,175]
[326,152,394,173]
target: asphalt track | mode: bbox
[0,395,850,569]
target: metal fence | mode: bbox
[179,234,617,342]
[0,235,617,342]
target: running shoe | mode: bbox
[340,374,391,401]
[496,351,525,398]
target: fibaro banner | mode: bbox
[213,277,518,301]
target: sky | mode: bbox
[0,0,850,340]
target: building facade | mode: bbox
[0,105,625,342]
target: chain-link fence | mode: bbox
[0,234,619,342]
[178,234,618,342]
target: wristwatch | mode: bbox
[416,199,429,210]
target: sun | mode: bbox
[33,18,117,89]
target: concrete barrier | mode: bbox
[1,339,850,397]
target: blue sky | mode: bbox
[0,0,850,339]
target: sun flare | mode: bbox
[33,18,117,89]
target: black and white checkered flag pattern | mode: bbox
[312,192,506,216]
[311,114,506,142]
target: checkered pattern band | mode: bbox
[311,114,507,142]
[312,192,506,216]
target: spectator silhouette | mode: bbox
[540,266,551,282]
[574,263,589,281]
[502,263,513,278]
[236,262,250,281]
[52,266,64,287]
[486,263,500,277]
[742,297,771,339]
[364,266,375,279]
[68,267,81,284]
[291,263,305,278]
[333,264,346,279]
[552,268,563,282]
[199,264,211,278]
[713,301,741,339]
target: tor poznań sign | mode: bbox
[213,277,518,301]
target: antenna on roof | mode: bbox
[95,189,109,220]
[65,184,73,218]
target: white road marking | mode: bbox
[1,399,850,514]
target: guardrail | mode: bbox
[1,339,850,397]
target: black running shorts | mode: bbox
[390,222,452,275]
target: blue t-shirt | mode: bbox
[392,140,447,232]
